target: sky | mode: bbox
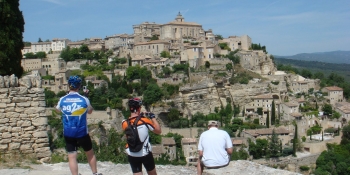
[19,0,350,56]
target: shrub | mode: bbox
[299,165,310,171]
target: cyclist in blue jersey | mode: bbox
[56,75,102,175]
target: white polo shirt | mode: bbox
[198,127,233,167]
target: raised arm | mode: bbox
[148,113,161,134]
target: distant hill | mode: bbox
[274,57,350,82]
[275,50,350,64]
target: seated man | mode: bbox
[197,120,233,175]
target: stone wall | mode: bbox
[0,87,51,161]
[0,75,51,162]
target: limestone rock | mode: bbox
[10,74,18,87]
[19,76,32,88]
[33,131,48,138]
[3,75,10,88]
[0,76,4,88]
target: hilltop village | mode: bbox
[7,13,349,173]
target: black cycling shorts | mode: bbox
[128,152,155,173]
[64,134,93,153]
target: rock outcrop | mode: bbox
[0,160,301,175]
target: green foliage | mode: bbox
[302,136,306,142]
[205,61,210,69]
[248,138,268,159]
[299,165,310,172]
[271,81,279,85]
[231,146,249,160]
[149,131,162,144]
[251,43,267,53]
[167,108,180,124]
[225,51,240,64]
[226,63,233,71]
[271,101,276,125]
[257,108,263,115]
[160,51,171,58]
[0,0,24,77]
[218,43,230,51]
[268,129,281,158]
[143,83,163,107]
[164,133,183,148]
[293,123,298,156]
[215,35,223,40]
[150,35,159,41]
[230,71,252,85]
[41,75,54,80]
[322,104,333,115]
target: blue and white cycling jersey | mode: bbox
[56,92,92,138]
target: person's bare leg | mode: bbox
[85,149,98,173]
[68,152,79,175]
[133,172,143,175]
[197,158,204,175]
[147,168,157,175]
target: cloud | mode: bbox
[41,0,63,5]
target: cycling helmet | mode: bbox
[68,75,82,89]
[128,97,142,111]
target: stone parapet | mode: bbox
[0,75,50,163]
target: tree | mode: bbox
[205,61,210,69]
[35,51,46,58]
[266,111,270,128]
[167,108,180,123]
[143,83,163,107]
[38,38,43,42]
[0,0,24,77]
[293,122,298,157]
[160,51,170,58]
[271,100,276,125]
[226,63,233,71]
[268,129,281,158]
[322,104,333,115]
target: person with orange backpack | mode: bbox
[122,98,161,175]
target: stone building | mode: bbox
[280,101,300,121]
[21,58,42,72]
[22,42,52,54]
[241,127,292,146]
[133,22,161,43]
[162,137,176,161]
[322,86,344,106]
[237,50,275,75]
[181,138,198,165]
[335,102,350,123]
[220,35,252,51]
[104,33,134,50]
[133,40,171,58]
[159,12,204,40]
[42,57,66,76]
[151,137,176,161]
[51,38,70,53]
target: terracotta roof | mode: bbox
[181,138,197,144]
[284,101,298,107]
[338,105,350,114]
[162,137,175,145]
[325,86,343,91]
[152,145,163,154]
[134,40,170,46]
[231,139,243,145]
[254,94,273,99]
[244,127,290,136]
[132,55,151,61]
[92,80,106,84]
[290,112,303,117]
[166,21,201,26]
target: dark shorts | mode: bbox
[64,134,93,153]
[128,152,155,173]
